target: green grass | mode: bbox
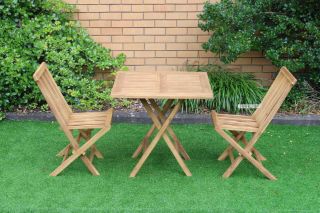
[0,121,319,212]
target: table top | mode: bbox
[111,71,213,99]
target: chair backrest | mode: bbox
[253,67,297,131]
[33,62,72,127]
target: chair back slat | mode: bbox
[253,67,297,130]
[33,62,72,126]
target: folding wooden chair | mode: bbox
[33,62,113,176]
[211,67,297,180]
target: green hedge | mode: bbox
[199,0,320,72]
[0,0,126,111]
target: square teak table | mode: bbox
[111,71,213,177]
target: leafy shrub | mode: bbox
[182,65,265,113]
[198,0,320,72]
[0,0,126,111]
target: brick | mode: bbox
[176,35,197,42]
[87,28,101,35]
[166,12,187,19]
[100,13,122,20]
[112,36,133,42]
[88,5,109,12]
[123,28,144,35]
[91,35,111,43]
[187,43,203,50]
[166,43,188,50]
[241,66,263,72]
[166,0,187,3]
[177,51,198,57]
[113,50,134,57]
[188,58,209,65]
[145,43,166,50]
[79,20,90,27]
[134,35,155,42]
[100,0,121,3]
[75,5,88,12]
[154,5,175,12]
[187,12,200,19]
[225,65,241,72]
[144,0,165,3]
[155,36,175,42]
[145,58,166,65]
[78,13,99,20]
[198,51,218,57]
[167,58,187,65]
[132,5,153,12]
[231,58,252,65]
[176,4,198,11]
[145,28,166,35]
[156,51,177,57]
[135,51,156,58]
[112,20,133,27]
[135,66,157,71]
[133,20,154,27]
[252,58,272,65]
[101,28,122,35]
[144,13,166,20]
[155,20,176,27]
[177,20,198,27]
[122,13,143,20]
[157,65,177,71]
[166,28,187,35]
[90,20,111,27]
[126,58,145,65]
[78,0,99,4]
[110,5,131,12]
[188,0,207,3]
[188,27,209,35]
[102,43,123,50]
[198,35,210,42]
[263,65,278,72]
[123,43,145,50]
[122,0,143,4]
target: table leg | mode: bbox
[130,99,191,177]
[132,99,174,158]
[149,99,190,160]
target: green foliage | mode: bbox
[199,0,320,72]
[182,65,265,113]
[0,0,126,111]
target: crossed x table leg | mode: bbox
[132,99,190,160]
[130,99,192,177]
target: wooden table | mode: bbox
[111,71,213,177]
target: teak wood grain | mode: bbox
[33,62,113,176]
[111,71,213,99]
[211,67,297,180]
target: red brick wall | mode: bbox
[66,0,277,85]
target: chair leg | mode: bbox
[50,127,110,176]
[217,129,276,180]
[218,131,245,161]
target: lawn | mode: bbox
[0,121,319,212]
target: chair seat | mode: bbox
[67,109,113,129]
[213,112,259,132]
